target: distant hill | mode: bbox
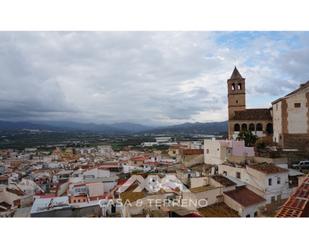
[38,121,126,134]
[0,120,228,135]
[111,122,154,133]
[144,121,228,135]
[0,120,62,131]
[0,120,149,135]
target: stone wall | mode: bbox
[282,133,309,151]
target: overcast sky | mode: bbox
[0,32,308,125]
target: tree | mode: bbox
[237,130,257,147]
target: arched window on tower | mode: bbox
[241,123,247,131]
[234,123,240,132]
[266,123,273,134]
[256,123,263,131]
[231,83,235,91]
[237,83,242,90]
[249,123,255,131]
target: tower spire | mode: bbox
[230,66,243,79]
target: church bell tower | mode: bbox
[227,66,246,120]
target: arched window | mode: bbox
[241,123,247,131]
[234,123,240,132]
[266,123,273,134]
[231,83,235,91]
[237,83,242,90]
[249,123,255,131]
[256,123,263,131]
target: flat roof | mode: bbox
[120,191,145,203]
[224,175,247,187]
[288,169,304,177]
[198,202,239,217]
[31,196,70,214]
[190,185,216,193]
[247,163,288,174]
[211,175,237,187]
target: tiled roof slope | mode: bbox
[272,81,309,104]
[230,67,244,79]
[231,108,272,121]
[276,177,309,217]
[224,186,266,207]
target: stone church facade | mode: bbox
[227,67,273,139]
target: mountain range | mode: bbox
[0,120,227,135]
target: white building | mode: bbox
[217,163,291,203]
[223,186,266,217]
[204,139,255,165]
[272,81,309,149]
[155,137,172,143]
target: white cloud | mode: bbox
[0,32,308,125]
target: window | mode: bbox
[206,149,209,154]
[236,172,241,179]
[268,178,272,186]
[234,123,240,132]
[236,100,238,104]
[294,103,301,108]
[256,123,263,131]
[231,83,235,91]
[266,123,273,134]
[237,83,242,90]
[241,123,247,131]
[249,123,255,131]
[277,177,281,184]
[254,211,258,217]
[223,171,227,176]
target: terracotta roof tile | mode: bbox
[276,177,309,217]
[181,149,203,155]
[0,175,9,181]
[6,187,24,196]
[231,108,272,121]
[224,186,266,207]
